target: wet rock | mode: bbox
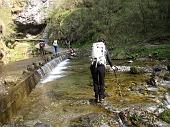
[70,113,114,127]
[118,110,132,126]
[118,107,161,127]
[107,65,131,72]
[127,60,133,63]
[50,56,54,60]
[38,61,44,66]
[160,80,170,89]
[138,86,146,94]
[153,65,167,73]
[147,87,159,95]
[0,83,8,94]
[3,80,16,86]
[22,70,31,76]
[34,122,49,127]
[70,113,99,127]
[129,83,147,94]
[147,74,160,87]
[2,123,27,127]
[47,56,52,61]
[130,66,144,74]
[162,93,170,109]
[142,66,153,73]
[117,66,131,72]
[167,65,170,72]
[72,100,90,106]
[33,62,40,69]
[147,105,164,115]
[27,64,35,71]
[153,67,162,72]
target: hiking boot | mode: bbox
[99,98,105,103]
[95,94,100,103]
[99,98,108,106]
[95,98,100,103]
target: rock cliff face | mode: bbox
[15,0,53,25]
[14,0,56,34]
[0,0,12,7]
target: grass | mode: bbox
[159,110,170,123]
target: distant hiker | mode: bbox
[69,47,76,56]
[90,40,117,103]
[53,40,58,54]
[39,41,45,56]
[0,48,4,74]
[0,48,4,60]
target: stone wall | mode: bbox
[0,53,68,124]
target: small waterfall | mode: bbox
[37,57,63,77]
[37,58,69,84]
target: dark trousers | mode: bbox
[40,47,45,56]
[90,64,105,100]
[54,46,58,54]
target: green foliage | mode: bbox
[126,45,170,60]
[46,0,170,59]
[159,110,170,123]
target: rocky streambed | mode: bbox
[1,57,170,127]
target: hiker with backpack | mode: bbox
[53,40,58,54]
[90,39,117,103]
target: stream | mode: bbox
[4,58,170,127]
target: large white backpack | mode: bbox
[91,42,106,67]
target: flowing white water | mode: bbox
[40,59,70,84]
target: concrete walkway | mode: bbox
[0,46,67,89]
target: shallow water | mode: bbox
[7,58,158,126]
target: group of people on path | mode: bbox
[38,39,76,57]
[38,40,59,56]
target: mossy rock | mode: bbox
[159,110,170,123]
[130,66,144,74]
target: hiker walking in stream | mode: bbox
[90,39,117,103]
